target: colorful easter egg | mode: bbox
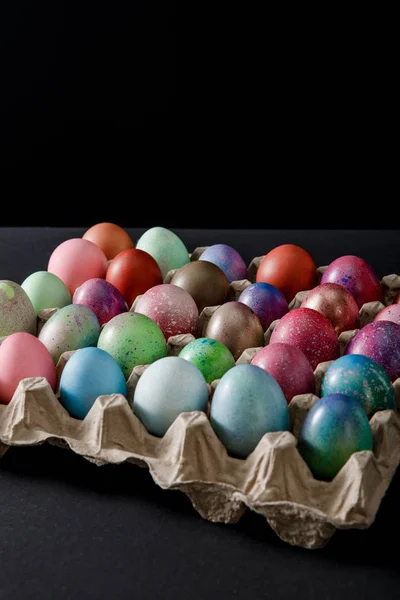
[38,304,101,365]
[320,255,382,308]
[210,364,289,458]
[133,356,209,436]
[170,261,229,313]
[73,278,127,326]
[269,308,339,370]
[251,343,315,403]
[321,354,396,417]
[83,222,134,260]
[134,283,198,340]
[97,312,167,379]
[298,394,373,480]
[135,227,190,278]
[238,282,289,330]
[21,271,71,315]
[0,280,36,337]
[199,244,248,283]
[300,282,359,334]
[345,321,400,382]
[373,304,400,326]
[178,337,235,384]
[59,347,127,419]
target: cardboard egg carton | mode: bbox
[0,252,400,550]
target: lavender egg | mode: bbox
[345,320,400,382]
[73,278,127,326]
[199,244,248,283]
[238,282,288,330]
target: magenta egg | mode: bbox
[73,278,128,326]
[251,343,315,403]
[345,320,400,382]
[300,282,359,334]
[320,255,382,308]
[269,308,340,371]
[134,283,199,340]
[373,304,400,326]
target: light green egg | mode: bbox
[38,304,101,365]
[135,226,190,278]
[0,280,36,337]
[178,337,236,384]
[21,271,71,315]
[97,312,167,379]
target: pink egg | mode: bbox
[269,307,339,370]
[48,238,108,295]
[320,255,382,308]
[0,332,56,404]
[251,343,315,403]
[373,304,400,326]
[73,278,128,326]
[134,283,199,340]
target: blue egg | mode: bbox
[59,347,127,419]
[238,282,289,330]
[133,356,209,436]
[210,364,289,458]
[199,244,248,283]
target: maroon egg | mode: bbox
[269,308,339,370]
[320,255,382,308]
[251,343,315,403]
[73,278,127,326]
[300,282,359,334]
[394,292,400,304]
[373,304,400,326]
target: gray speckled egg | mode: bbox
[0,280,36,337]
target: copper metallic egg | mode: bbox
[300,282,360,334]
[204,301,264,360]
[170,260,230,313]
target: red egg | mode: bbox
[300,282,359,334]
[83,222,134,260]
[106,248,163,308]
[373,304,400,326]
[320,255,382,308]
[256,244,317,302]
[269,308,339,370]
[251,343,315,403]
[134,283,199,340]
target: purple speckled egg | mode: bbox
[320,255,382,308]
[238,282,289,330]
[251,343,315,403]
[73,278,127,326]
[373,304,400,326]
[199,244,248,283]
[345,320,400,382]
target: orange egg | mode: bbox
[83,222,134,260]
[256,244,317,302]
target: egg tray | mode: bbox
[0,254,400,550]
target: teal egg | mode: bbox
[21,271,71,314]
[298,394,373,480]
[178,337,235,384]
[135,226,190,278]
[97,312,167,379]
[38,304,101,364]
[210,364,289,458]
[321,354,396,417]
[0,280,36,337]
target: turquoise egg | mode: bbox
[135,226,190,278]
[133,356,209,436]
[178,337,235,384]
[321,354,396,417]
[59,347,127,419]
[21,271,72,314]
[210,364,289,458]
[298,394,373,480]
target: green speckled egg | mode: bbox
[21,271,72,315]
[178,337,235,384]
[0,280,36,337]
[135,226,190,278]
[38,304,101,365]
[97,312,167,379]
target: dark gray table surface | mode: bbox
[1,228,399,600]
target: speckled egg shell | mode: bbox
[238,282,289,330]
[320,255,382,308]
[321,354,396,417]
[199,244,248,283]
[38,304,101,365]
[97,312,167,379]
[298,394,373,481]
[0,280,36,337]
[73,278,127,326]
[170,261,230,313]
[21,271,71,315]
[300,282,359,334]
[345,320,400,382]
[373,304,400,326]
[178,337,235,384]
[135,227,190,278]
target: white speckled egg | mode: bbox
[0,280,36,337]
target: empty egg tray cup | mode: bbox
[1,248,400,550]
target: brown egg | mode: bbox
[204,301,264,360]
[83,222,134,260]
[170,260,230,313]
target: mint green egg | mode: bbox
[179,337,235,384]
[97,312,167,379]
[136,226,190,278]
[21,271,71,314]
